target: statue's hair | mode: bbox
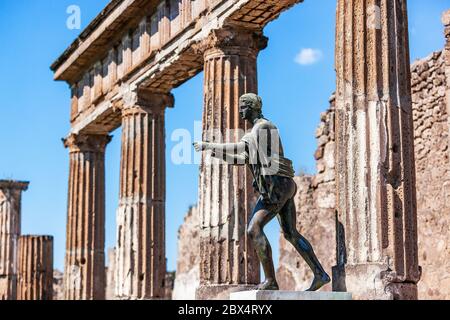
[240,93,263,112]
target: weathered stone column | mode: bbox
[105,247,116,300]
[63,134,111,300]
[17,235,53,300]
[115,90,173,300]
[333,0,421,299]
[195,26,267,299]
[442,10,450,151]
[0,180,28,300]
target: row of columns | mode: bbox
[63,0,420,300]
[63,92,173,300]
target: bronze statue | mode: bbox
[194,93,330,291]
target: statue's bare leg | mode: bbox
[247,199,279,290]
[277,199,331,291]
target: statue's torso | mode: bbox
[242,118,296,204]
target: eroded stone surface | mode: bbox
[230,290,352,301]
[17,236,54,300]
[196,26,263,299]
[333,0,420,299]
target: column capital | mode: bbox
[0,180,29,192]
[193,26,268,58]
[121,87,174,115]
[63,134,112,153]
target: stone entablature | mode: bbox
[51,0,302,135]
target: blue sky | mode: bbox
[0,1,449,273]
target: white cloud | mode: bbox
[294,48,323,66]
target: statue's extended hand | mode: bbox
[193,141,209,152]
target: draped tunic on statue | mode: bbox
[211,117,295,205]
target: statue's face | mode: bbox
[239,99,253,120]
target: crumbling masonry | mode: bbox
[0,181,54,300]
[0,181,29,300]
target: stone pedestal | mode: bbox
[0,180,29,300]
[333,0,421,299]
[230,290,352,301]
[195,26,267,300]
[17,236,54,300]
[63,134,111,300]
[115,90,173,300]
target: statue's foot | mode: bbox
[306,273,330,291]
[257,279,279,291]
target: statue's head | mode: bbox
[239,93,262,121]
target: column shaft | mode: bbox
[196,27,267,299]
[115,91,172,299]
[0,181,28,300]
[333,0,420,299]
[17,236,53,300]
[64,134,111,300]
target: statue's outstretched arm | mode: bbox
[193,141,248,165]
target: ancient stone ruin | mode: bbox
[44,0,450,300]
[275,46,450,298]
[17,236,54,300]
[0,181,29,300]
[0,181,54,300]
[172,206,200,300]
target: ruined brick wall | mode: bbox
[172,206,200,300]
[411,51,450,300]
[52,270,64,300]
[276,99,336,292]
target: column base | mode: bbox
[196,284,258,300]
[331,263,418,300]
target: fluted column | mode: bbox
[0,180,28,300]
[195,26,267,299]
[63,134,111,300]
[115,90,173,300]
[333,0,420,299]
[17,235,53,300]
